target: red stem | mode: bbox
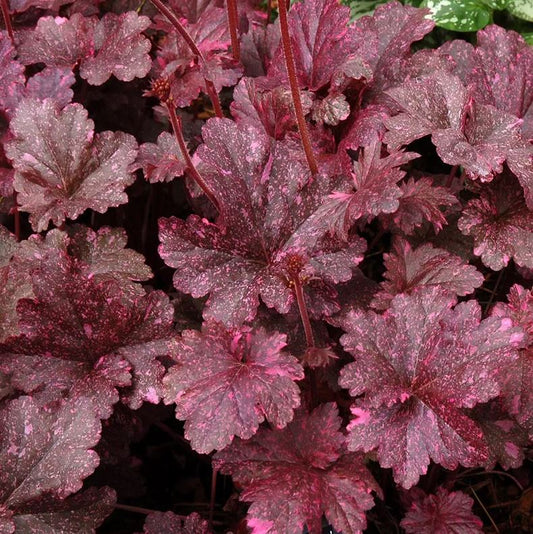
[226,0,240,62]
[277,0,318,176]
[292,276,315,349]
[150,0,223,118]
[166,103,220,212]
[1,0,14,45]
[13,203,20,242]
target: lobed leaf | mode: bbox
[339,288,524,487]
[5,99,137,232]
[214,403,380,534]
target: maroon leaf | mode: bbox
[458,175,533,270]
[268,0,371,91]
[18,12,151,86]
[213,403,380,534]
[15,225,151,296]
[401,487,483,534]
[163,322,303,453]
[12,486,115,534]
[371,238,483,310]
[1,254,174,415]
[339,288,524,488]
[159,119,366,326]
[231,78,313,140]
[439,25,533,133]
[79,11,152,85]
[5,98,138,232]
[380,177,459,235]
[137,132,187,183]
[471,401,528,469]
[315,141,419,240]
[353,1,434,91]
[0,31,25,115]
[155,5,242,108]
[141,511,211,534]
[17,14,95,69]
[491,285,533,431]
[384,71,531,184]
[0,396,101,506]
[25,67,75,108]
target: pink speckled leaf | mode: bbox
[18,12,151,86]
[384,71,468,150]
[163,322,303,453]
[25,67,75,108]
[142,511,211,534]
[353,1,434,90]
[471,401,528,469]
[156,6,242,108]
[401,487,483,534]
[1,255,174,415]
[0,31,25,115]
[5,98,137,232]
[17,14,95,69]
[491,285,533,431]
[159,119,365,326]
[440,25,533,131]
[231,78,313,140]
[385,71,530,183]
[316,141,419,240]
[79,11,151,85]
[380,177,458,235]
[11,486,115,534]
[213,403,380,534]
[371,238,483,310]
[339,288,524,488]
[268,0,371,91]
[458,175,533,270]
[137,132,187,183]
[0,396,101,506]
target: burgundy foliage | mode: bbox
[0,0,531,532]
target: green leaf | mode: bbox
[421,0,492,31]
[508,0,533,21]
[520,31,533,43]
[480,0,509,9]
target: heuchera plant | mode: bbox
[0,0,532,532]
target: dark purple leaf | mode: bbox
[155,5,242,108]
[339,288,524,488]
[159,118,366,326]
[142,511,211,534]
[380,177,459,235]
[163,322,303,453]
[1,254,174,415]
[12,486,115,534]
[137,132,187,183]
[5,98,138,232]
[17,14,95,69]
[79,11,151,85]
[371,238,483,310]
[0,396,101,505]
[268,0,372,91]
[0,31,25,115]
[385,71,531,184]
[25,67,75,107]
[471,401,528,469]
[315,141,419,240]
[401,487,483,534]
[214,403,380,534]
[491,285,533,432]
[458,175,533,270]
[439,25,533,131]
[231,78,313,140]
[353,1,434,91]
